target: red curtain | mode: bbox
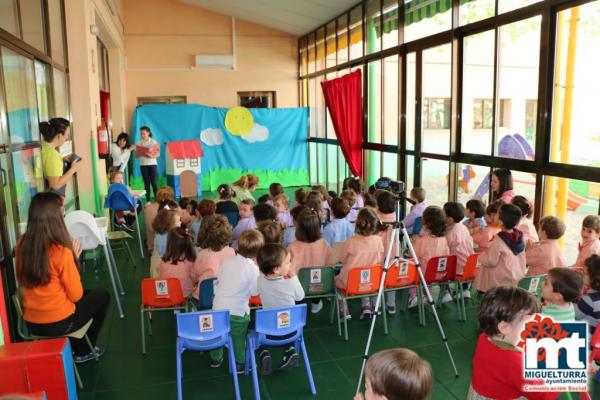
[321,69,363,177]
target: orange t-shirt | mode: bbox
[22,244,83,324]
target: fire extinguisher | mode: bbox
[97,119,109,156]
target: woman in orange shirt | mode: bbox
[16,192,110,363]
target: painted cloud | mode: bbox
[200,128,223,146]
[241,123,269,143]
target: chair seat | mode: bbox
[29,319,93,340]
[107,231,133,240]
[385,277,417,289]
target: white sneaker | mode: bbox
[440,291,453,304]
[311,300,323,314]
[407,296,419,309]
[462,289,471,300]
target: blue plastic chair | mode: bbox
[197,277,217,309]
[176,310,240,400]
[412,216,423,235]
[245,304,316,399]
[104,183,144,258]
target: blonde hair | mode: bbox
[109,169,123,184]
[156,187,175,203]
[273,193,290,208]
[233,174,259,190]
[237,229,264,258]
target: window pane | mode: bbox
[48,0,66,65]
[406,52,416,150]
[309,142,318,184]
[382,152,398,180]
[550,3,600,168]
[337,14,349,64]
[368,60,382,144]
[327,145,338,189]
[316,27,325,72]
[2,48,40,143]
[13,147,44,224]
[326,73,336,139]
[405,155,415,195]
[299,37,308,77]
[308,78,317,137]
[35,61,51,122]
[422,44,451,155]
[326,22,337,68]
[383,55,399,145]
[0,0,19,36]
[404,0,451,43]
[308,34,316,74]
[20,0,46,52]
[496,16,541,159]
[460,0,495,26]
[421,158,448,205]
[367,150,381,186]
[498,0,542,15]
[315,76,326,138]
[462,30,494,155]
[382,0,399,49]
[317,143,327,185]
[456,164,491,205]
[366,0,382,55]
[349,6,363,60]
[511,170,536,204]
[53,68,69,120]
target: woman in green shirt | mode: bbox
[40,118,80,196]
[231,174,259,205]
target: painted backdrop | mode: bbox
[130,104,309,191]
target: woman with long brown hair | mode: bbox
[16,192,110,363]
[231,173,259,205]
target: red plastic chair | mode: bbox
[141,277,187,354]
[249,295,262,309]
[591,326,600,384]
[455,253,480,321]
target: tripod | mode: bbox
[356,198,459,394]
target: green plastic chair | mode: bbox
[298,266,339,329]
[518,274,546,297]
[107,230,137,269]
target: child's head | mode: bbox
[158,199,179,211]
[294,188,307,206]
[340,190,357,207]
[152,207,181,234]
[140,125,152,140]
[162,227,196,264]
[498,204,522,230]
[198,214,232,251]
[233,174,259,190]
[197,199,216,218]
[295,208,322,243]
[355,208,380,236]
[237,229,265,259]
[290,205,307,224]
[581,215,600,241]
[273,194,290,213]
[584,254,600,291]
[364,348,433,400]
[217,184,235,201]
[328,190,338,200]
[257,243,291,277]
[443,202,465,225]
[346,176,364,195]
[377,191,396,215]
[541,268,583,305]
[538,216,565,240]
[304,191,325,221]
[257,194,270,204]
[178,197,191,213]
[422,206,447,237]
[253,203,277,224]
[330,198,351,220]
[109,170,124,184]
[511,195,533,219]
[478,286,540,345]
[491,168,513,198]
[189,200,198,215]
[156,186,175,203]
[257,220,283,245]
[239,199,255,218]
[269,182,284,199]
[311,184,329,202]
[465,199,485,219]
[485,199,504,225]
[410,187,426,203]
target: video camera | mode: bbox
[374,177,405,194]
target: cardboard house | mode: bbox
[165,140,203,198]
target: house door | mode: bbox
[180,170,198,198]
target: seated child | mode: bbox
[215,184,239,227]
[108,170,136,230]
[512,195,539,246]
[191,215,235,300]
[354,348,433,400]
[305,191,327,223]
[525,216,566,276]
[283,205,304,247]
[144,186,174,252]
[443,202,474,301]
[254,203,277,226]
[402,187,427,235]
[541,267,583,322]
[178,197,193,225]
[266,182,284,206]
[258,194,270,204]
[469,286,558,400]
[328,190,337,200]
[341,190,358,223]
[571,215,600,270]
[191,199,216,244]
[210,229,265,372]
[273,193,293,228]
[258,220,283,245]
[256,244,305,375]
[464,199,486,233]
[312,184,331,217]
[323,198,355,246]
[150,201,181,277]
[472,200,502,253]
[158,227,196,298]
[475,204,526,293]
[232,199,257,248]
[575,254,600,332]
[292,188,307,212]
[346,176,365,209]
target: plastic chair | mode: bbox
[336,265,387,340]
[65,211,125,318]
[412,217,423,235]
[518,274,545,297]
[176,310,240,400]
[104,183,144,259]
[591,327,600,383]
[418,255,458,326]
[141,278,187,354]
[12,292,98,389]
[197,277,217,310]
[249,295,262,309]
[454,253,480,321]
[107,230,136,269]
[245,304,316,400]
[219,211,239,229]
[297,266,338,325]
[383,259,418,313]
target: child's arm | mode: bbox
[402,207,418,231]
[324,243,334,266]
[290,276,305,301]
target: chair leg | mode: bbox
[343,298,349,341]
[107,242,125,295]
[147,311,153,336]
[141,308,146,354]
[248,339,261,400]
[227,338,241,400]
[102,244,124,318]
[134,212,145,259]
[176,340,183,400]
[328,296,335,324]
[300,339,317,395]
[124,241,136,269]
[84,335,99,361]
[73,361,83,389]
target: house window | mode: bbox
[525,99,537,136]
[176,159,185,168]
[422,98,451,129]
[137,96,187,105]
[237,91,276,108]
[473,99,493,129]
[190,158,198,167]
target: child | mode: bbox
[210,229,265,372]
[312,184,331,218]
[402,187,427,235]
[292,188,307,212]
[191,199,216,244]
[346,176,365,209]
[354,348,433,400]
[232,199,257,247]
[158,227,196,298]
[408,206,450,308]
[475,204,526,293]
[273,193,293,228]
[108,169,136,230]
[258,220,283,245]
[283,205,304,247]
[443,202,474,301]
[323,198,355,246]
[341,190,358,223]
[253,203,278,226]
[541,267,583,322]
[192,215,235,300]
[178,197,193,225]
[144,186,175,252]
[575,254,600,332]
[256,244,305,375]
[464,199,486,233]
[150,202,181,277]
[287,208,333,313]
[468,286,559,400]
[215,184,239,227]
[571,215,600,270]
[267,182,284,206]
[472,200,503,253]
[511,195,539,246]
[305,190,327,223]
[337,208,385,319]
[525,216,566,276]
[257,194,270,204]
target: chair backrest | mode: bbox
[255,304,307,344]
[198,277,217,309]
[64,210,105,249]
[297,266,335,296]
[141,277,186,307]
[518,275,545,296]
[176,310,230,342]
[460,253,480,280]
[424,255,457,283]
[104,183,136,211]
[219,211,239,228]
[249,295,262,307]
[385,260,417,288]
[12,291,33,339]
[345,265,383,296]
[413,217,423,235]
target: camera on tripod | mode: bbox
[374,177,405,194]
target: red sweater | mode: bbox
[471,334,559,400]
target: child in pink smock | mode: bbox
[443,202,474,301]
[571,215,600,271]
[472,200,503,253]
[158,227,196,298]
[525,216,566,276]
[512,195,539,246]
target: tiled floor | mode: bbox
[74,194,600,399]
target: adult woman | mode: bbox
[136,126,160,202]
[231,174,259,205]
[491,168,515,203]
[111,132,134,173]
[40,118,80,195]
[16,192,110,362]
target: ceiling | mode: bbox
[178,0,359,36]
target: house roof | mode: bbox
[167,140,204,159]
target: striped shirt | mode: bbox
[542,303,575,322]
[575,289,600,331]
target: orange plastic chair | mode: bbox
[336,265,386,340]
[455,253,480,321]
[249,295,262,309]
[384,259,418,288]
[140,277,187,354]
[417,255,459,326]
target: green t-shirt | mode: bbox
[41,141,63,178]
